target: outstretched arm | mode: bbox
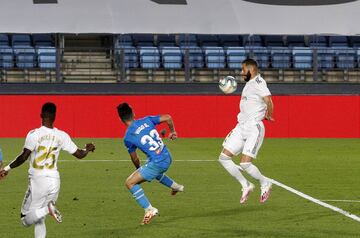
[263,95,274,121]
[159,114,177,140]
[129,151,141,169]
[72,143,96,159]
[0,148,32,179]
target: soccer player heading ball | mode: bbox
[117,103,184,225]
[0,102,95,238]
[219,58,274,204]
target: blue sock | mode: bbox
[129,185,150,209]
[156,174,174,188]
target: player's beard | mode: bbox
[244,71,251,82]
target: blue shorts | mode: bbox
[138,161,171,182]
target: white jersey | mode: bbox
[238,74,271,124]
[24,126,78,178]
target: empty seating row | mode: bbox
[116,34,360,48]
[114,46,360,70]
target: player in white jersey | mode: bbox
[0,102,95,238]
[219,58,274,204]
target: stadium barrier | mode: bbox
[0,95,358,138]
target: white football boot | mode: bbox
[260,181,272,203]
[48,201,62,224]
[240,182,255,204]
[141,207,159,225]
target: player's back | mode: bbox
[25,126,78,178]
[124,116,171,165]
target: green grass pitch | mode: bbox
[0,138,359,238]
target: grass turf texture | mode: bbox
[0,138,359,238]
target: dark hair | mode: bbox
[242,58,258,68]
[117,103,134,122]
[41,102,56,120]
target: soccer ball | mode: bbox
[219,76,237,94]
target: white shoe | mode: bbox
[240,182,255,204]
[48,201,62,224]
[260,181,272,203]
[141,207,159,225]
[171,184,184,196]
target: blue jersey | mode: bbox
[0,148,2,162]
[124,116,171,166]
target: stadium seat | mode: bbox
[244,35,262,47]
[0,34,10,46]
[180,46,204,68]
[245,46,269,68]
[116,35,133,47]
[264,35,284,47]
[33,34,54,47]
[309,36,328,47]
[226,47,246,69]
[286,35,306,47]
[13,45,36,68]
[133,34,154,47]
[270,47,291,69]
[197,35,219,47]
[116,46,139,68]
[292,47,313,69]
[329,36,348,48]
[316,48,335,69]
[178,35,198,47]
[349,36,360,47]
[37,47,56,69]
[157,35,176,48]
[0,46,14,68]
[161,47,182,69]
[139,47,160,69]
[334,47,356,69]
[219,35,242,47]
[12,34,32,46]
[203,47,225,69]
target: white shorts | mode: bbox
[222,121,265,158]
[21,176,60,215]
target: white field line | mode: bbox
[320,199,360,203]
[58,159,215,162]
[58,159,360,222]
[269,178,360,223]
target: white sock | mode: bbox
[34,218,46,238]
[144,204,154,212]
[219,153,249,188]
[22,207,49,227]
[240,162,267,186]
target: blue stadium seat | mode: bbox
[13,45,36,68]
[329,36,348,48]
[334,47,356,69]
[179,35,198,47]
[161,47,182,69]
[286,35,306,47]
[180,46,204,68]
[37,47,56,69]
[133,34,154,47]
[309,36,328,47]
[116,46,138,68]
[116,35,133,47]
[226,47,246,69]
[264,36,284,47]
[33,35,54,47]
[245,46,269,68]
[219,35,241,47]
[270,47,291,69]
[349,36,360,47]
[139,47,160,69]
[316,48,335,69]
[197,35,219,47]
[0,46,14,68]
[157,35,176,47]
[0,34,10,46]
[244,35,262,47]
[12,34,32,46]
[292,47,313,69]
[203,47,225,69]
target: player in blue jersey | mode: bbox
[117,103,184,225]
[0,148,3,169]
